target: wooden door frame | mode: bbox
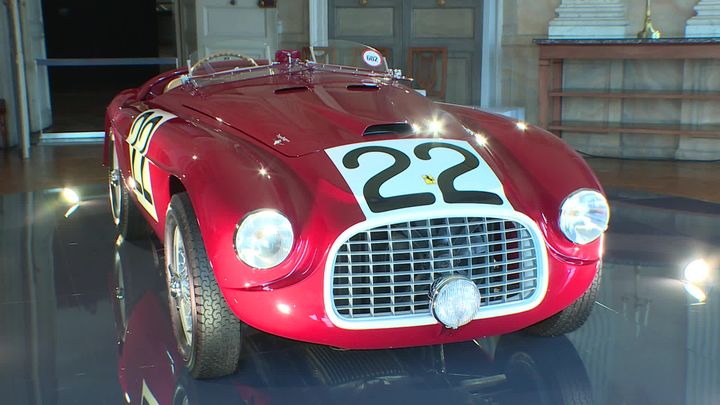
[310,0,503,107]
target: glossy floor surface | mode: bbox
[0,145,107,194]
[3,145,720,202]
[1,183,718,405]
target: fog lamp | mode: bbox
[430,276,481,329]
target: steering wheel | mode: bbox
[188,52,258,77]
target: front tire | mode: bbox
[108,138,149,240]
[524,264,601,337]
[165,192,243,379]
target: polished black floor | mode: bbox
[1,184,718,405]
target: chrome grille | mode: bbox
[331,217,539,320]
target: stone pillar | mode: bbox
[548,0,629,38]
[685,0,720,37]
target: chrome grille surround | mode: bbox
[324,209,549,330]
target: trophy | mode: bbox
[637,0,661,39]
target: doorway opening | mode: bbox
[39,0,178,138]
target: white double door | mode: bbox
[328,0,484,105]
[185,0,279,60]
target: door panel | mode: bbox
[329,0,403,69]
[412,8,475,39]
[447,52,473,105]
[335,7,395,37]
[405,0,482,105]
[195,0,277,59]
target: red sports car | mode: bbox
[105,41,609,379]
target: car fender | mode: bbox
[442,104,605,263]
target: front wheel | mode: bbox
[524,264,601,337]
[165,192,243,379]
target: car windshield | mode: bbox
[186,40,390,88]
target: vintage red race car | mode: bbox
[105,41,609,379]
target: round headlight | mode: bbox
[430,276,482,329]
[234,210,293,269]
[559,189,610,245]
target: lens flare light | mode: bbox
[683,282,707,304]
[427,118,445,137]
[684,259,710,284]
[61,188,80,204]
[277,303,292,315]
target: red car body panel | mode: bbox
[105,60,604,349]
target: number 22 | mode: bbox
[342,142,502,213]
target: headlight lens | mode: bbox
[559,189,610,245]
[234,210,293,269]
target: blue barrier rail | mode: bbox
[36,57,179,67]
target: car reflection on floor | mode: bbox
[1,184,718,404]
[112,237,593,405]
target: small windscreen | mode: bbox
[310,40,389,73]
[183,40,391,89]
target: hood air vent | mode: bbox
[347,84,380,91]
[274,86,310,95]
[363,123,413,136]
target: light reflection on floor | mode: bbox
[0,184,717,404]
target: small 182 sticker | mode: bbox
[362,50,382,67]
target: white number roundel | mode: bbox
[362,50,383,67]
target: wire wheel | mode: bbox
[108,141,122,226]
[106,136,149,239]
[168,224,194,348]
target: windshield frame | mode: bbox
[188,62,281,88]
[185,41,393,89]
[305,60,393,77]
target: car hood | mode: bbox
[179,75,471,157]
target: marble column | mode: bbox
[548,0,629,38]
[685,0,720,37]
